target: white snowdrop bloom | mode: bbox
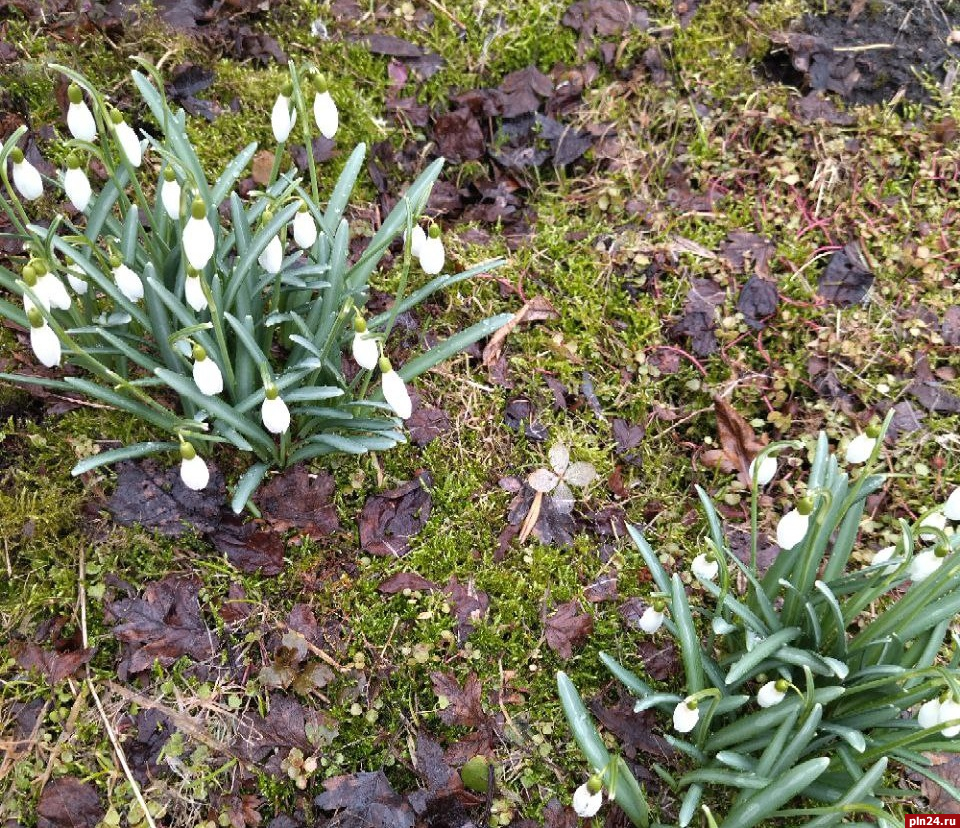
[182,199,215,270]
[27,309,61,368]
[352,328,379,371]
[909,549,945,582]
[271,84,297,142]
[179,443,209,491]
[66,85,97,142]
[36,272,72,311]
[946,488,960,522]
[292,204,317,249]
[261,388,291,434]
[920,511,947,541]
[748,455,777,486]
[20,265,48,313]
[184,271,208,313]
[258,234,283,274]
[777,506,811,550]
[192,347,223,396]
[418,229,445,275]
[160,169,182,220]
[63,156,92,212]
[111,111,142,167]
[380,357,412,419]
[673,698,699,733]
[845,433,877,464]
[572,780,603,818]
[918,697,943,730]
[406,225,426,257]
[757,680,788,708]
[10,148,43,201]
[872,545,899,573]
[313,89,338,139]
[691,553,718,581]
[113,261,144,302]
[638,604,665,634]
[65,264,88,296]
[940,699,960,738]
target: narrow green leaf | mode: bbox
[678,770,771,790]
[211,142,257,207]
[801,757,887,828]
[626,523,671,595]
[231,462,269,514]
[671,573,705,694]
[396,314,513,383]
[72,441,178,475]
[600,651,655,698]
[63,377,181,431]
[724,627,801,686]
[678,784,702,828]
[322,143,365,236]
[721,757,830,828]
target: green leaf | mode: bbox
[600,651,655,698]
[632,693,684,712]
[801,757,887,828]
[212,142,257,207]
[282,386,344,402]
[395,313,513,383]
[63,377,182,431]
[678,784,702,828]
[767,704,825,778]
[225,200,300,310]
[557,671,610,775]
[720,757,830,828]
[678,770,771,790]
[671,573,705,694]
[322,143,365,236]
[724,627,801,686]
[72,441,178,475]
[231,462,269,514]
[821,723,866,753]
[625,523,671,595]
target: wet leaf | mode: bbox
[700,396,766,484]
[407,404,451,447]
[13,642,92,685]
[584,573,618,603]
[921,753,960,813]
[377,572,439,594]
[737,276,779,329]
[255,466,339,540]
[612,418,645,467]
[562,0,649,57]
[359,472,433,557]
[443,576,490,641]
[481,296,558,368]
[315,771,415,828]
[237,693,315,760]
[210,513,286,576]
[909,381,960,414]
[434,108,486,163]
[504,397,550,442]
[432,672,487,728]
[498,66,554,118]
[791,92,855,125]
[589,695,673,762]
[545,600,594,659]
[721,232,775,276]
[529,468,560,493]
[37,777,103,828]
[507,484,577,547]
[817,242,874,306]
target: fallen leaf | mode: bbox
[236,693,323,764]
[251,150,275,185]
[818,243,874,306]
[443,577,490,641]
[504,397,550,442]
[482,296,558,368]
[542,798,579,828]
[315,771,415,828]
[255,466,339,540]
[562,0,649,57]
[431,672,487,728]
[406,405,451,447]
[37,777,103,828]
[671,278,724,357]
[210,513,286,576]
[584,573,618,603]
[507,484,577,547]
[498,66,554,118]
[589,695,673,762]
[701,397,766,484]
[612,418,644,467]
[359,473,433,557]
[790,92,855,125]
[922,753,960,813]
[737,276,779,329]
[13,642,92,685]
[434,108,486,163]
[636,639,682,682]
[378,572,439,594]
[545,601,594,659]
[909,381,960,414]
[721,232,775,276]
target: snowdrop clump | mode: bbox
[0,61,508,511]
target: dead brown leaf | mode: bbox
[482,296,558,368]
[37,777,103,828]
[545,601,594,659]
[255,465,339,540]
[700,397,766,485]
[922,753,960,813]
[13,642,92,685]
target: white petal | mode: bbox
[313,91,339,139]
[757,681,786,708]
[639,607,664,634]
[193,357,224,396]
[920,511,947,541]
[845,433,876,465]
[691,553,719,581]
[13,159,43,201]
[406,225,426,257]
[712,617,736,635]
[67,101,97,142]
[352,332,379,370]
[776,509,809,550]
[871,545,899,574]
[115,121,142,167]
[113,264,143,302]
[271,95,296,142]
[673,700,699,733]
[30,324,61,367]
[564,461,597,488]
[180,454,210,491]
[65,265,88,295]
[418,235,445,274]
[549,443,570,475]
[182,215,215,270]
[918,698,942,730]
[748,455,777,486]
[37,274,71,311]
[64,167,92,212]
[528,468,559,493]
[258,235,283,274]
[572,784,603,818]
[293,210,318,249]
[184,276,208,312]
[908,550,943,582]
[946,488,960,522]
[261,395,291,434]
[161,179,182,220]
[939,699,960,737]
[382,369,412,419]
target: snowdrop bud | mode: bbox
[179,442,209,491]
[418,225,445,275]
[292,202,317,249]
[918,697,943,730]
[10,148,43,201]
[352,315,379,370]
[182,199,215,270]
[258,233,283,275]
[572,778,603,818]
[184,268,208,312]
[748,455,777,486]
[845,433,876,464]
[673,698,699,733]
[312,85,338,139]
[66,84,97,142]
[776,504,811,550]
[406,224,426,257]
[946,488,960,522]
[940,698,960,738]
[65,264,88,296]
[379,356,412,419]
[261,385,291,434]
[192,345,224,396]
[908,549,945,582]
[112,258,143,302]
[271,81,297,143]
[111,110,142,167]
[21,264,46,313]
[639,601,665,634]
[160,168,182,220]
[757,679,788,708]
[691,553,718,581]
[27,308,61,368]
[63,154,91,212]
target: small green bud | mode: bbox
[586,775,603,795]
[313,73,328,93]
[191,199,206,220]
[66,154,82,170]
[378,356,392,374]
[775,679,790,693]
[265,384,279,400]
[32,259,48,276]
[186,267,201,279]
[26,307,44,328]
[180,442,197,461]
[353,315,367,333]
[192,344,207,362]
[652,599,666,613]
[67,84,84,104]
[797,496,815,516]
[866,423,881,439]
[686,699,698,711]
[109,109,123,125]
[163,167,177,182]
[428,224,441,239]
[21,264,37,285]
[936,544,951,559]
[460,756,489,794]
[109,255,122,269]
[9,147,24,163]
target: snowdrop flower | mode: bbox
[182,199,215,270]
[62,154,91,212]
[160,168,182,220]
[184,268,207,312]
[271,81,297,143]
[871,545,899,574]
[639,601,665,634]
[673,698,699,733]
[745,629,760,652]
[258,231,283,275]
[20,264,47,313]
[380,356,412,420]
[110,110,142,167]
[312,80,338,139]
[27,309,61,368]
[66,84,97,142]
[112,257,143,302]
[939,698,960,738]
[261,385,291,434]
[946,488,960,522]
[920,511,947,541]
[351,315,379,370]
[777,497,813,549]
[845,431,877,465]
[65,264,88,296]
[909,547,948,582]
[179,442,209,491]
[691,553,718,581]
[9,148,43,201]
[292,202,317,249]
[748,454,777,486]
[31,260,71,311]
[572,777,603,818]
[757,679,789,708]
[418,225,445,275]
[712,617,736,635]
[918,697,943,730]
[192,345,223,396]
[406,225,426,258]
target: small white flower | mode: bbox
[271,89,297,143]
[845,433,876,464]
[777,508,810,550]
[65,264,88,295]
[909,549,944,582]
[29,317,61,367]
[182,201,215,270]
[63,162,92,212]
[37,272,71,311]
[673,698,699,733]
[418,233,445,275]
[871,545,899,574]
[10,149,43,201]
[638,605,664,634]
[572,781,603,818]
[381,361,412,419]
[261,391,291,434]
[748,455,777,486]
[192,351,224,396]
[939,698,960,738]
[180,452,210,491]
[184,272,208,312]
[112,115,142,167]
[113,262,144,302]
[945,488,960,522]
[920,511,947,541]
[258,234,283,274]
[406,225,426,257]
[292,206,317,249]
[757,680,787,708]
[313,90,338,139]
[66,85,97,142]
[918,697,943,730]
[160,172,182,220]
[352,331,379,370]
[691,553,718,581]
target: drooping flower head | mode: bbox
[192,344,224,396]
[757,678,789,708]
[909,545,949,583]
[572,776,603,818]
[691,552,719,581]
[179,441,210,491]
[182,198,215,270]
[66,84,97,142]
[63,154,92,212]
[379,356,412,420]
[311,75,338,140]
[946,487,960,522]
[918,697,943,730]
[418,224,445,275]
[31,259,71,311]
[110,110,142,167]
[845,425,879,465]
[673,697,699,733]
[748,454,777,486]
[261,384,291,434]
[352,314,379,370]
[257,211,283,274]
[777,496,814,550]
[406,224,426,258]
[271,80,297,143]
[160,167,182,220]
[292,201,317,249]
[639,600,666,634]
[65,263,88,296]
[9,147,43,201]
[111,255,144,302]
[184,267,208,313]
[26,307,61,368]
